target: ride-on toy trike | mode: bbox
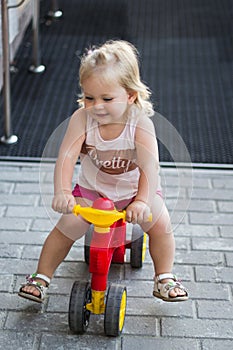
[68,197,150,336]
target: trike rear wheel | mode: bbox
[130,225,147,268]
[68,281,91,334]
[104,284,127,336]
[84,225,93,264]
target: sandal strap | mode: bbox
[161,280,188,294]
[35,273,51,286]
[26,273,51,286]
[156,273,177,282]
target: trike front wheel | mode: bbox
[68,281,91,334]
[104,283,127,336]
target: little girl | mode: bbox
[19,40,188,303]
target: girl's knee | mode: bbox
[56,214,90,241]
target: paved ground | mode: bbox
[0,161,233,349]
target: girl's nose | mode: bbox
[93,100,104,110]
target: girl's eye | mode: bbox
[85,96,93,101]
[103,98,113,102]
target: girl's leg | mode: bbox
[141,195,185,298]
[21,198,92,297]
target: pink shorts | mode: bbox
[72,184,163,210]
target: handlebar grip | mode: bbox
[72,204,152,225]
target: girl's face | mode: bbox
[81,72,136,125]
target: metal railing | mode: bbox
[28,0,45,73]
[1,0,62,145]
[47,0,62,19]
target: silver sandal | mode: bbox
[18,273,50,303]
[153,273,188,302]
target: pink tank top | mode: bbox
[77,107,141,202]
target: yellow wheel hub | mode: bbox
[142,233,147,262]
[119,290,127,331]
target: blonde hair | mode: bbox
[78,40,154,116]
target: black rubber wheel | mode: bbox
[130,224,146,268]
[68,281,91,334]
[84,225,93,264]
[104,284,127,337]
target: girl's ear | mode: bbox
[127,91,137,104]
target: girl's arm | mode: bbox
[126,116,159,223]
[52,109,86,214]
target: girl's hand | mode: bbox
[126,200,151,225]
[52,192,76,214]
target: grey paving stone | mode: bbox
[175,250,224,266]
[122,336,201,350]
[163,187,186,199]
[169,211,188,226]
[123,316,158,336]
[167,198,215,213]
[0,312,7,329]
[0,182,14,193]
[46,278,75,295]
[5,206,47,218]
[14,183,42,194]
[0,165,20,172]
[0,244,24,259]
[123,280,153,297]
[124,263,156,281]
[217,201,233,213]
[0,231,48,244]
[0,218,31,231]
[164,175,210,188]
[212,178,233,189]
[189,212,233,225]
[167,265,193,281]
[31,218,54,232]
[226,253,233,267]
[0,258,38,275]
[0,331,36,350]
[0,194,39,206]
[174,236,191,250]
[220,226,233,237]
[202,339,233,350]
[64,246,86,262]
[0,275,14,293]
[190,188,233,200]
[196,300,233,319]
[46,295,70,313]
[21,245,43,260]
[0,293,42,311]
[174,223,219,237]
[0,171,40,182]
[192,237,233,252]
[40,333,118,350]
[20,241,83,262]
[161,318,233,338]
[126,297,193,317]
[5,311,69,333]
[54,261,91,279]
[0,206,6,216]
[42,172,54,183]
[195,266,233,283]
[184,282,230,300]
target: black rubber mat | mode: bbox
[0,0,232,163]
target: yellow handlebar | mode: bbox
[72,205,152,228]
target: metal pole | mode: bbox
[1,0,18,144]
[47,0,63,19]
[28,0,45,73]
